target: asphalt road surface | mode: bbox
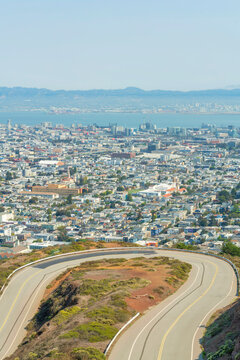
[0,249,237,360]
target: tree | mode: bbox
[136,211,142,220]
[69,167,77,176]
[57,226,71,242]
[29,197,38,204]
[78,176,88,185]
[208,215,218,227]
[126,192,133,202]
[175,242,199,250]
[217,190,232,203]
[110,201,116,209]
[151,210,157,222]
[221,241,240,257]
[231,188,237,199]
[6,171,13,181]
[67,194,73,205]
[198,216,208,227]
[56,209,71,217]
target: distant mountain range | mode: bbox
[1,86,240,97]
[1,86,240,114]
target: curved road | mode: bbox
[0,249,237,360]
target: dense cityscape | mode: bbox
[0,120,239,258]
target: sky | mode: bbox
[0,0,240,91]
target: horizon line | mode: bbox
[1,85,240,92]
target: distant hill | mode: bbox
[1,86,240,97]
[1,86,240,113]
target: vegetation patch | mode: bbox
[204,312,232,339]
[61,322,118,342]
[206,339,234,360]
[54,306,82,325]
[71,347,105,360]
[86,306,130,324]
[202,298,240,360]
[153,286,165,295]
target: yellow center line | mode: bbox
[157,261,219,360]
[0,270,41,332]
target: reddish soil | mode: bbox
[44,270,72,299]
[124,267,174,312]
[44,264,176,314]
[77,264,175,313]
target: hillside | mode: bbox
[202,299,240,360]
[6,256,191,360]
[202,254,240,360]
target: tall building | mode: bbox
[7,119,11,133]
[147,141,161,152]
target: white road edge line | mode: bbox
[0,267,68,360]
[127,263,201,360]
[105,313,140,356]
[0,268,29,303]
[190,275,235,360]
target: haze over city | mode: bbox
[1,0,240,91]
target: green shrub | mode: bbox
[207,339,234,359]
[61,330,79,339]
[165,277,180,287]
[86,306,129,324]
[205,312,231,339]
[131,262,146,267]
[114,277,150,289]
[153,286,165,295]
[235,352,240,360]
[61,322,118,342]
[148,294,155,300]
[170,262,192,280]
[78,279,112,298]
[105,258,127,264]
[48,349,66,359]
[110,293,128,309]
[27,353,39,360]
[71,271,85,280]
[71,347,105,360]
[54,306,82,325]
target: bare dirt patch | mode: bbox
[124,267,173,312]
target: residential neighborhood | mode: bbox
[0,121,240,259]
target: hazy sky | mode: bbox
[0,0,240,90]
